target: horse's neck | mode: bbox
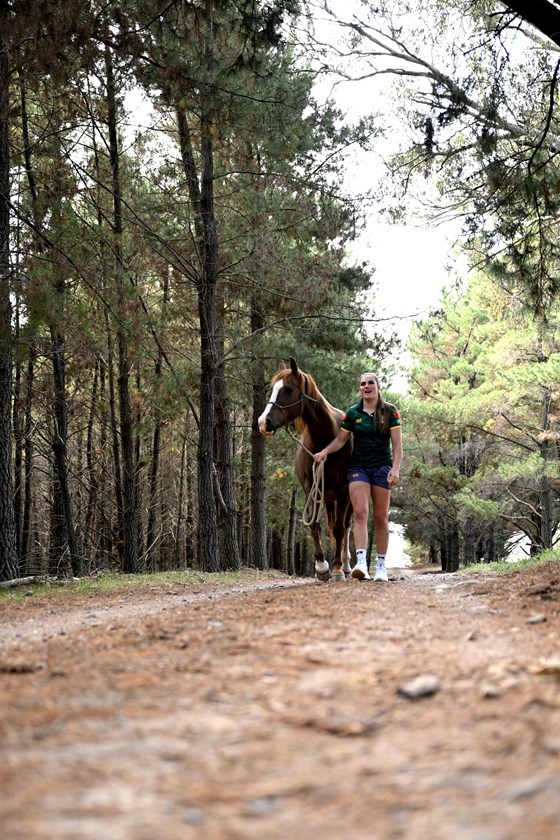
[301,396,341,449]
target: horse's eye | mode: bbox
[283,387,293,395]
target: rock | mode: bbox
[530,657,560,676]
[480,683,501,699]
[397,674,442,699]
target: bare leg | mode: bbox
[371,485,391,555]
[349,481,371,551]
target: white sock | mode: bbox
[376,554,386,567]
[356,549,367,564]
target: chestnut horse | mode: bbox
[258,358,353,582]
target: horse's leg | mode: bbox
[310,520,331,582]
[341,528,351,578]
[327,502,346,582]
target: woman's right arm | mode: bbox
[313,428,351,463]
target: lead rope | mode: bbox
[284,425,325,527]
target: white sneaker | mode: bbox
[374,564,388,582]
[351,559,371,580]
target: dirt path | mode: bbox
[1,562,560,840]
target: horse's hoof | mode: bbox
[331,572,346,582]
[316,570,332,582]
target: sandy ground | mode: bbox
[1,561,560,840]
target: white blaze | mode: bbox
[257,380,283,435]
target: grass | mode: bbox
[0,567,286,604]
[463,548,560,575]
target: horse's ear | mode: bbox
[289,357,299,375]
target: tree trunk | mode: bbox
[0,5,18,581]
[429,542,439,565]
[175,74,221,571]
[50,324,82,576]
[250,293,268,569]
[84,362,99,564]
[97,359,113,561]
[106,42,138,573]
[104,307,123,561]
[487,526,497,564]
[146,380,162,572]
[196,273,220,571]
[439,538,449,572]
[48,161,82,576]
[269,526,284,571]
[462,516,476,566]
[13,296,22,564]
[214,347,240,570]
[447,521,460,572]
[538,386,554,551]
[175,412,189,568]
[21,347,34,572]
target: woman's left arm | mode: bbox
[388,426,403,486]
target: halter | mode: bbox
[266,389,318,419]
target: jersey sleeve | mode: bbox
[340,411,354,433]
[389,407,402,429]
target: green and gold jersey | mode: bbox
[341,400,401,468]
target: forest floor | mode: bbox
[1,559,560,840]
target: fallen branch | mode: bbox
[0,575,50,589]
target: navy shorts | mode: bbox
[348,465,391,490]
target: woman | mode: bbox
[313,373,402,581]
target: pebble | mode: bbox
[526,614,546,625]
[480,683,501,699]
[397,674,442,699]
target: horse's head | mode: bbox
[258,357,308,436]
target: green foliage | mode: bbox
[465,551,560,575]
[338,0,560,316]
[6,0,402,575]
[455,486,501,521]
[405,267,560,563]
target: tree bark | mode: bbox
[250,292,268,569]
[214,288,240,569]
[447,521,460,572]
[0,2,19,581]
[21,348,34,572]
[175,411,188,568]
[146,318,165,572]
[50,322,82,576]
[84,362,99,563]
[462,515,476,566]
[105,42,138,573]
[538,386,554,550]
[176,90,220,570]
[13,295,23,564]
